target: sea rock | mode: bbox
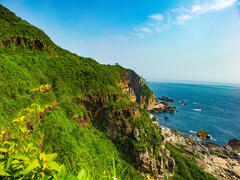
[227,139,240,152]
[180,100,186,105]
[149,102,177,114]
[156,96,174,103]
[196,130,210,140]
[152,117,158,122]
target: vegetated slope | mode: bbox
[0,4,216,179]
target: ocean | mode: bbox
[147,82,240,146]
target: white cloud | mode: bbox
[176,14,194,24]
[176,0,238,24]
[134,0,238,37]
[191,0,237,14]
[149,13,164,21]
[139,27,152,34]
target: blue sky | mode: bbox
[1,0,240,84]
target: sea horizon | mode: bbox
[148,81,240,146]
[147,79,240,88]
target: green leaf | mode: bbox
[20,126,27,133]
[6,156,14,170]
[46,153,58,162]
[15,164,24,170]
[0,162,6,170]
[77,169,87,180]
[11,160,19,165]
[47,161,60,172]
[13,154,29,161]
[0,169,10,176]
[0,148,7,153]
[3,141,11,146]
[19,159,40,175]
[0,155,5,160]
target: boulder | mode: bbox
[166,157,175,175]
[152,116,158,122]
[196,130,210,140]
[157,96,174,103]
[227,139,240,152]
[165,149,170,158]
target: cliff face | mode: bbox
[0,36,44,50]
[75,93,166,179]
[119,71,155,110]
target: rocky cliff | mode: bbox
[162,127,240,180]
[119,70,156,110]
[75,92,167,179]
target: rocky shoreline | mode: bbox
[160,125,240,180]
[148,96,177,114]
[148,95,240,179]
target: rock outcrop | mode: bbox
[156,96,174,103]
[119,71,155,110]
[197,130,211,140]
[76,93,167,179]
[227,139,240,152]
[149,102,177,114]
[161,127,240,180]
[0,36,44,50]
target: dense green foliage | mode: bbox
[166,143,217,180]
[0,4,217,179]
[0,4,149,179]
[0,113,135,179]
[41,109,142,179]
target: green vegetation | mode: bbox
[166,143,217,180]
[0,4,218,179]
[139,84,153,98]
[0,112,137,179]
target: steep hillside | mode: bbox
[0,4,217,179]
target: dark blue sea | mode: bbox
[148,82,240,146]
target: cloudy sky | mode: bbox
[1,0,240,84]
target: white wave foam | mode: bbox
[150,114,154,118]
[193,109,203,112]
[209,135,216,141]
[189,130,196,133]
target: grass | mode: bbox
[0,3,219,180]
[166,143,217,180]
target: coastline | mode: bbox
[147,82,240,146]
[150,113,240,179]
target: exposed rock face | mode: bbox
[162,127,240,180]
[75,92,168,179]
[136,148,164,179]
[119,71,155,110]
[72,114,90,128]
[149,102,176,114]
[166,157,175,175]
[156,96,174,103]
[0,36,44,50]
